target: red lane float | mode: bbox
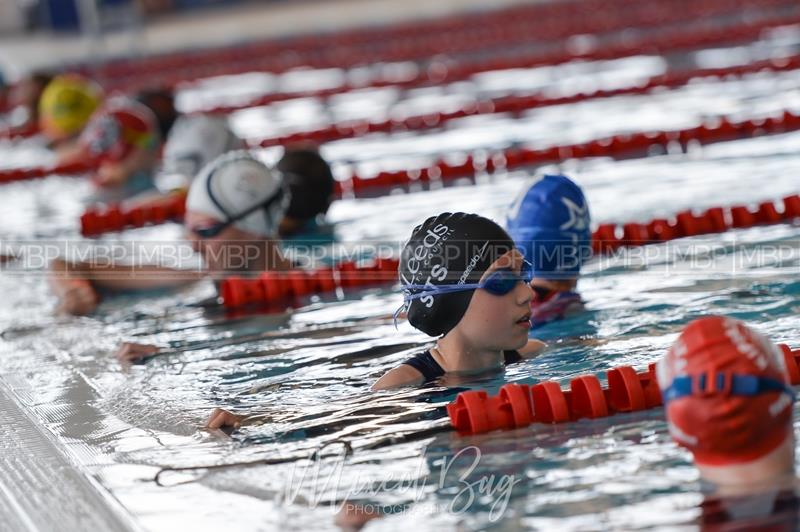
[0,121,40,141]
[164,0,795,94]
[197,11,800,116]
[249,55,800,148]
[0,160,95,185]
[447,345,800,435]
[67,122,800,236]
[25,107,798,194]
[73,0,793,93]
[592,194,800,255]
[80,192,187,236]
[220,257,400,308]
[336,109,800,198]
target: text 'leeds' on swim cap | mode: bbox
[656,316,793,466]
[506,174,591,279]
[186,150,288,237]
[399,212,515,337]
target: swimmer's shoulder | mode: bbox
[518,338,546,359]
[372,364,425,391]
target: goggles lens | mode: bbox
[481,262,532,296]
[663,373,796,404]
[190,223,229,239]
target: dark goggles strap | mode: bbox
[206,164,284,225]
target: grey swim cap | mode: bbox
[186,150,288,237]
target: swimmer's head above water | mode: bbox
[135,87,177,139]
[657,316,796,489]
[507,174,591,287]
[157,114,244,191]
[399,212,531,338]
[38,74,103,142]
[374,212,540,390]
[276,147,334,237]
[185,150,290,274]
[506,174,592,326]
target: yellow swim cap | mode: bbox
[38,75,103,140]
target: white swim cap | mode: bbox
[158,115,244,191]
[186,150,288,237]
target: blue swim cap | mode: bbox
[506,174,592,279]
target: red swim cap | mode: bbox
[656,316,794,466]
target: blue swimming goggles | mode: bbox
[393,260,533,327]
[662,372,796,404]
[402,259,533,302]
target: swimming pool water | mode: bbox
[1,31,800,532]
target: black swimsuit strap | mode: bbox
[503,350,522,364]
[402,351,445,383]
[402,349,523,384]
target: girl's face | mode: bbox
[456,249,533,351]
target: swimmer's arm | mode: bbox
[518,338,546,359]
[371,365,425,391]
[50,257,203,292]
[53,140,85,165]
[95,147,158,187]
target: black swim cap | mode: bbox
[399,212,515,337]
[277,148,334,221]
[136,88,177,138]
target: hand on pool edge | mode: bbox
[115,342,160,364]
[205,408,246,430]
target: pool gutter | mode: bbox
[0,377,139,532]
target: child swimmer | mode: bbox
[373,212,545,389]
[205,212,546,428]
[506,174,592,328]
[50,151,293,319]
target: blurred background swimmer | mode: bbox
[155,113,244,193]
[56,93,162,196]
[2,69,52,136]
[506,174,591,328]
[275,147,335,239]
[40,83,178,199]
[153,115,334,239]
[37,73,102,147]
[50,150,291,319]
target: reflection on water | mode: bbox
[0,33,799,532]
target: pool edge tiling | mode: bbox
[0,377,140,532]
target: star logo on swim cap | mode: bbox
[559,197,589,232]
